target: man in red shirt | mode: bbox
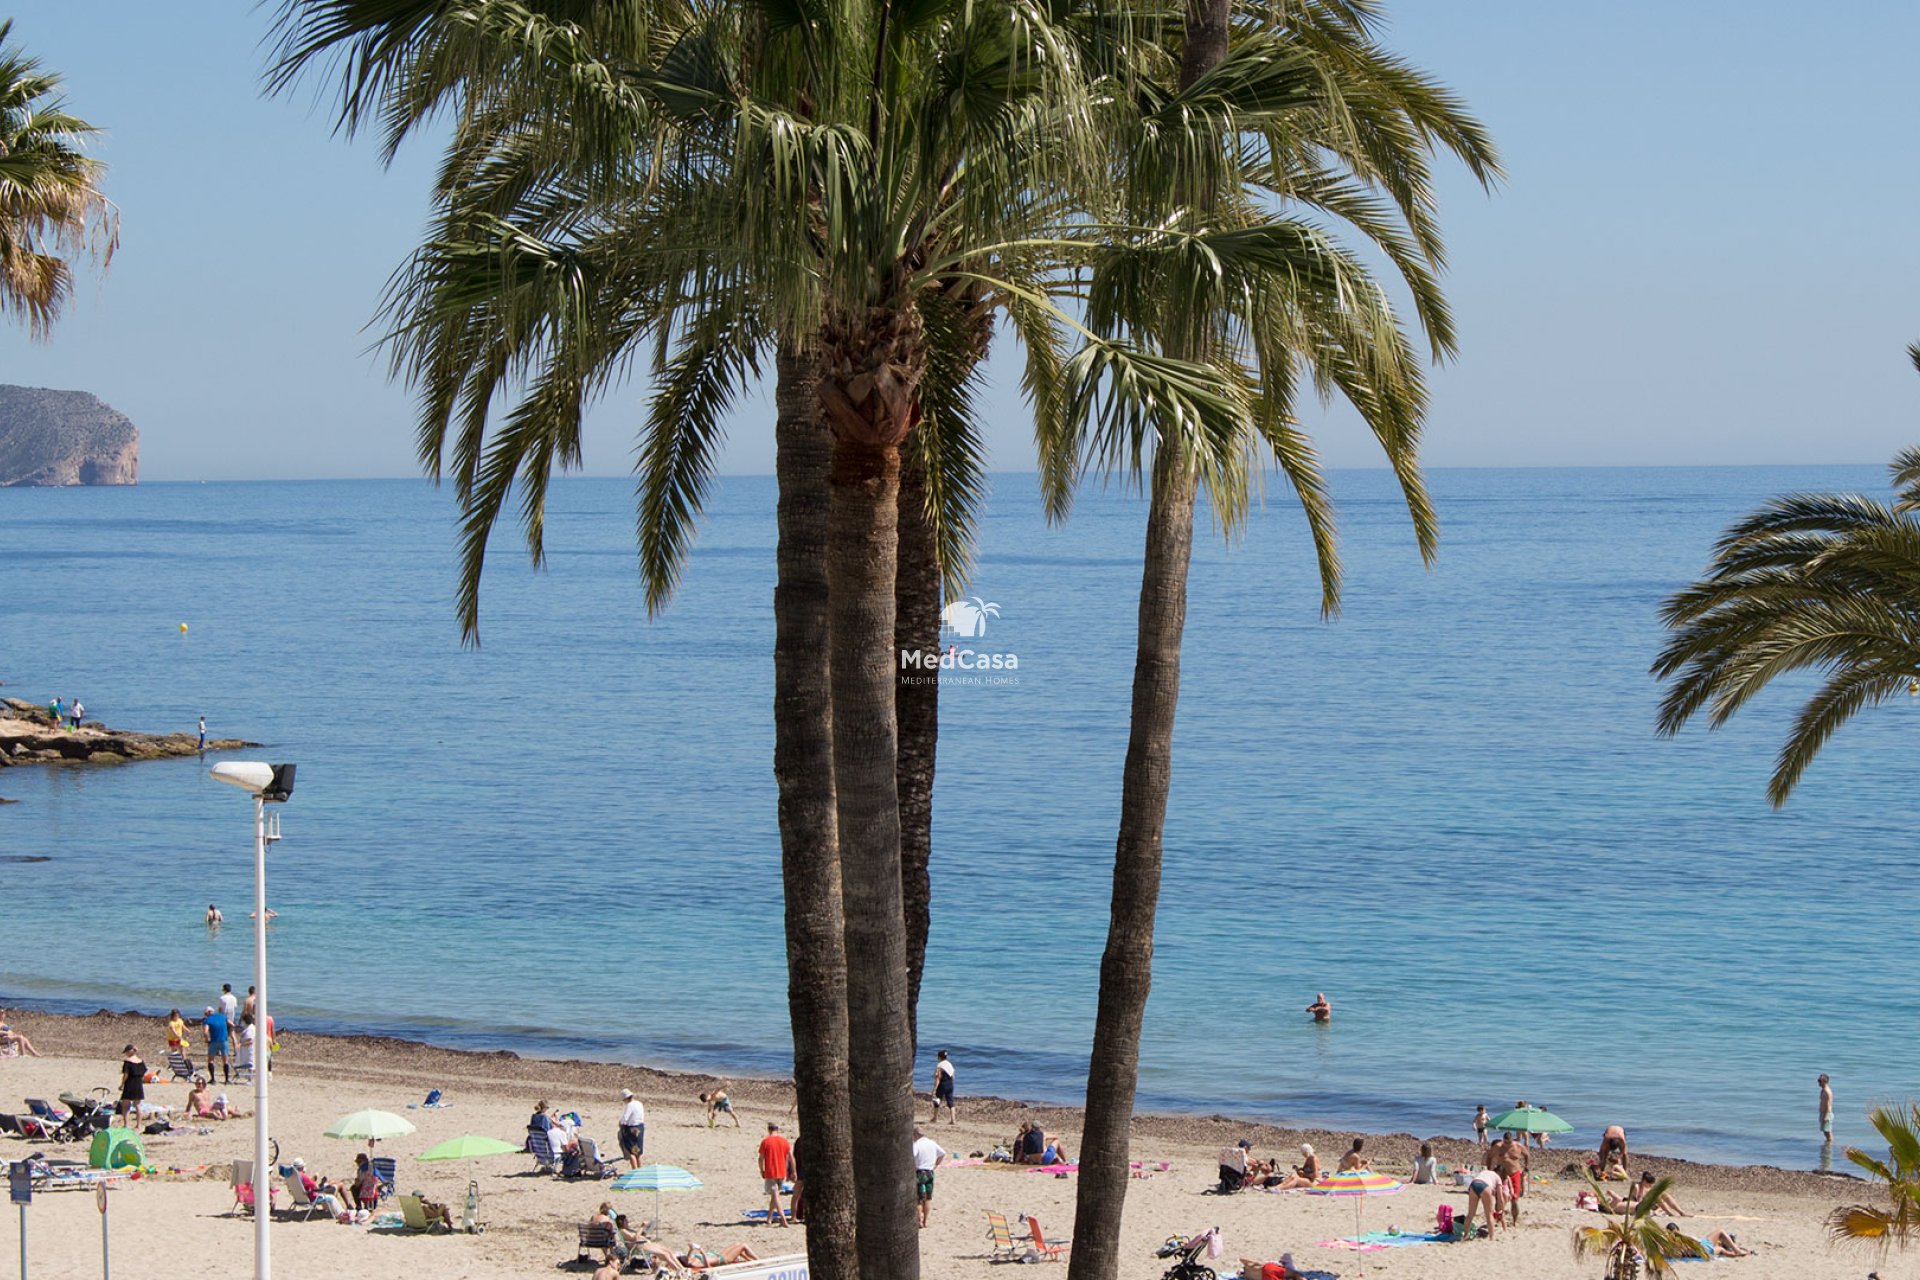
[758,1122,793,1227]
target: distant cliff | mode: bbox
[0,384,139,486]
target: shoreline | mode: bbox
[0,1002,1855,1199]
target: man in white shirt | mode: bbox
[930,1050,956,1124]
[618,1089,647,1169]
[911,1125,947,1227]
[218,984,239,1024]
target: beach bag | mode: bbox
[1435,1204,1455,1235]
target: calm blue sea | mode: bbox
[2,468,1913,1170]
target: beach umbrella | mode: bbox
[612,1163,704,1229]
[416,1135,522,1162]
[1489,1104,1572,1136]
[324,1109,416,1148]
[1308,1170,1403,1276]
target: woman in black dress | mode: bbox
[117,1044,146,1127]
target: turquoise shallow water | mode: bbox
[2,468,1914,1170]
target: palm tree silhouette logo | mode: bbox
[939,596,1001,639]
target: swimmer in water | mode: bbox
[206,904,223,927]
[1306,992,1331,1023]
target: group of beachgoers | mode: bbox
[43,695,85,730]
[96,985,279,1130]
[586,1195,763,1279]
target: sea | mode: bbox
[2,467,1914,1172]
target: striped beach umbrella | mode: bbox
[1309,1170,1403,1275]
[612,1162,704,1229]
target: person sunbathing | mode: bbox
[1337,1138,1370,1171]
[1628,1172,1688,1218]
[186,1080,246,1119]
[1041,1137,1073,1166]
[682,1243,760,1270]
[1669,1225,1749,1258]
[1270,1144,1320,1190]
[0,1023,41,1058]
[1239,1253,1308,1280]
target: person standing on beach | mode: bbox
[758,1122,793,1227]
[1819,1074,1834,1142]
[911,1124,947,1228]
[243,986,257,1023]
[115,1044,146,1127]
[931,1049,956,1123]
[203,1004,233,1083]
[166,1008,188,1056]
[1473,1104,1489,1145]
[197,716,207,750]
[219,983,238,1025]
[617,1089,646,1169]
[70,699,84,729]
[1487,1132,1527,1221]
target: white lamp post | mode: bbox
[210,761,295,1280]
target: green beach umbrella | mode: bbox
[1489,1104,1572,1135]
[416,1134,522,1162]
[324,1109,417,1143]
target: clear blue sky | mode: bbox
[3,1,1917,481]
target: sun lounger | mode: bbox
[24,1099,68,1124]
[398,1194,451,1234]
[373,1155,398,1197]
[167,1048,197,1082]
[699,1256,811,1280]
[231,1159,258,1217]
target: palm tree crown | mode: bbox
[1829,1101,1920,1252]
[1654,348,1920,805]
[0,19,116,338]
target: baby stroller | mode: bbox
[53,1091,113,1143]
[1156,1226,1223,1280]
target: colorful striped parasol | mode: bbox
[1309,1170,1403,1275]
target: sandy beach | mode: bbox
[0,1009,1885,1279]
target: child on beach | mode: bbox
[699,1087,740,1128]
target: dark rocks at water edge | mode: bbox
[0,384,139,486]
[0,698,257,765]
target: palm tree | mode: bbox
[266,3,1233,1273]
[1573,1175,1707,1279]
[1655,350,1920,805]
[0,19,116,338]
[1829,1102,1920,1252]
[1057,5,1499,1273]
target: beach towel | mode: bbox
[1315,1240,1387,1253]
[1346,1232,1451,1248]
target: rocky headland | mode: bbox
[0,383,139,486]
[0,696,256,768]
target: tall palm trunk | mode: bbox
[1068,5,1225,1274]
[896,440,939,1049]
[774,342,859,1280]
[821,301,925,1279]
[1067,456,1197,1279]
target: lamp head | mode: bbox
[210,761,296,802]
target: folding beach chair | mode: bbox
[24,1099,67,1126]
[1024,1214,1069,1261]
[167,1047,197,1082]
[985,1211,1023,1261]
[528,1129,562,1175]
[281,1172,324,1221]
[230,1159,257,1217]
[576,1221,617,1264]
[571,1136,621,1179]
[372,1155,398,1197]
[399,1194,451,1234]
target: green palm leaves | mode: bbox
[1571,1175,1707,1277]
[1829,1102,1920,1251]
[1655,352,1920,804]
[0,19,116,338]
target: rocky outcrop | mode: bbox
[0,698,256,767]
[0,384,139,486]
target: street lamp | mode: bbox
[210,761,295,1280]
